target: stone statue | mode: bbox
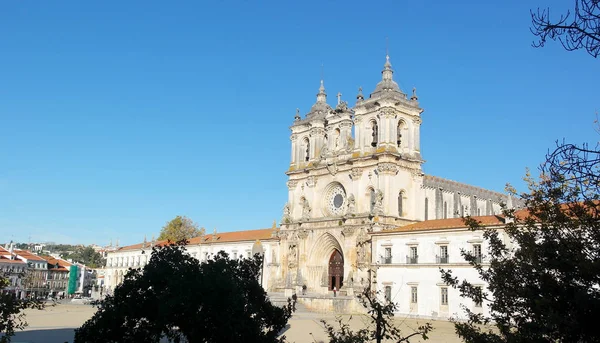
[288,244,298,268]
[346,135,354,152]
[373,190,384,215]
[282,203,291,223]
[346,194,356,215]
[301,197,312,220]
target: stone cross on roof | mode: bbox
[337,92,342,105]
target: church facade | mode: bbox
[105,55,511,319]
[274,55,505,297]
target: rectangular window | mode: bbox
[385,286,392,302]
[441,287,448,305]
[473,244,482,263]
[384,247,392,264]
[438,246,449,264]
[411,286,418,303]
[407,246,418,264]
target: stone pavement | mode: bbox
[11,302,463,343]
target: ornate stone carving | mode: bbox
[288,243,298,268]
[346,194,356,215]
[372,190,384,215]
[356,229,371,269]
[341,226,356,236]
[301,197,312,220]
[287,180,298,190]
[282,203,291,223]
[297,229,309,239]
[350,168,363,180]
[377,162,399,175]
[380,108,396,117]
[306,176,317,188]
[326,162,338,176]
[345,136,355,152]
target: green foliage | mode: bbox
[61,246,105,268]
[157,215,204,242]
[0,274,45,343]
[441,142,600,343]
[321,287,432,343]
[74,242,294,343]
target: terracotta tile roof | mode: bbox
[14,249,46,261]
[376,210,531,234]
[188,228,278,245]
[117,240,170,252]
[40,256,71,270]
[117,228,278,252]
[0,257,26,264]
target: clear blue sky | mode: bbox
[0,1,597,245]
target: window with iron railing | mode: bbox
[406,255,419,264]
[382,247,392,264]
[407,246,418,264]
[437,246,449,264]
[436,255,449,264]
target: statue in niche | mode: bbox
[346,135,355,152]
[289,244,297,262]
[282,203,291,223]
[346,194,356,215]
[373,190,384,215]
[301,197,312,220]
[371,122,378,147]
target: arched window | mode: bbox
[334,128,341,149]
[443,201,448,219]
[398,191,404,217]
[477,208,481,216]
[424,198,429,220]
[303,138,310,162]
[397,121,404,147]
[371,121,378,147]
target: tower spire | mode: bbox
[316,79,327,103]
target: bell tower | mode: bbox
[351,54,425,223]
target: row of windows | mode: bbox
[109,250,256,268]
[1,266,26,273]
[424,198,492,220]
[383,285,482,308]
[380,244,482,265]
[299,120,406,162]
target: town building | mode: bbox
[0,247,27,298]
[105,55,517,319]
[41,255,71,298]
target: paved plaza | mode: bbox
[12,303,463,343]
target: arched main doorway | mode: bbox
[328,250,344,291]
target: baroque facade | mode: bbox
[277,55,506,298]
[106,55,513,318]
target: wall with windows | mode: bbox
[105,239,280,292]
[372,227,501,319]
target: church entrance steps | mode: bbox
[268,292,365,314]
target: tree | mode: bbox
[157,215,204,241]
[440,141,600,343]
[61,246,105,268]
[321,287,432,343]
[74,242,294,343]
[0,274,44,343]
[531,0,600,58]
